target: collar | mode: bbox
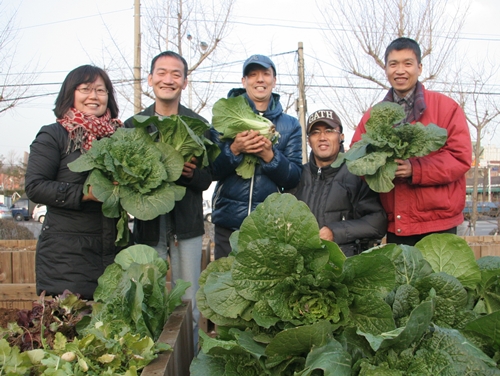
[383,81,426,122]
[308,152,341,177]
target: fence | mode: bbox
[0,239,37,309]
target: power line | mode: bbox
[13,8,132,31]
[4,80,500,103]
[9,5,500,44]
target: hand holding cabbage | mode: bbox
[333,102,448,193]
[68,115,218,246]
[212,95,279,179]
[68,127,186,246]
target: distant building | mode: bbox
[467,145,500,202]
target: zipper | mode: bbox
[174,234,178,247]
[317,167,322,178]
[248,175,255,216]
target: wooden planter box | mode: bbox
[0,239,213,311]
[0,240,199,374]
[0,239,37,309]
[463,235,500,259]
[141,300,194,376]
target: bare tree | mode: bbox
[316,0,470,130]
[0,2,38,115]
[107,0,235,115]
[450,63,500,234]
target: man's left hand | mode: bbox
[182,157,198,178]
[255,137,274,163]
[319,226,334,241]
[394,159,412,179]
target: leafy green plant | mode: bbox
[132,114,220,168]
[192,193,500,375]
[68,127,186,245]
[333,102,448,193]
[212,95,279,179]
[0,244,188,375]
[85,244,190,341]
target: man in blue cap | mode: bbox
[210,54,303,259]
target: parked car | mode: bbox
[463,201,500,219]
[32,203,47,223]
[203,199,212,223]
[0,204,13,220]
[10,199,30,221]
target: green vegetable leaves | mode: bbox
[212,95,279,179]
[90,245,189,341]
[415,234,481,289]
[0,245,187,375]
[68,127,186,245]
[133,114,219,168]
[192,193,500,375]
[333,102,448,192]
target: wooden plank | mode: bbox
[201,239,211,270]
[0,240,36,248]
[480,245,500,257]
[141,301,194,376]
[463,236,482,244]
[0,283,37,300]
[0,300,33,310]
[469,245,482,259]
[12,251,36,283]
[0,240,17,248]
[0,252,12,283]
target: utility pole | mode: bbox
[187,33,193,109]
[133,0,142,113]
[296,42,308,163]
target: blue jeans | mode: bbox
[154,215,202,350]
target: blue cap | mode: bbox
[242,54,276,76]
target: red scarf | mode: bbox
[57,108,123,152]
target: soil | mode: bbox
[0,307,21,328]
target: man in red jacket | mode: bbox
[351,37,472,246]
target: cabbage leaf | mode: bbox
[68,127,185,245]
[192,193,500,375]
[132,114,219,168]
[212,95,279,179]
[333,102,448,192]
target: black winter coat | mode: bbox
[124,104,212,244]
[290,158,387,256]
[25,123,124,299]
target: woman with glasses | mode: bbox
[25,65,128,300]
[288,109,387,256]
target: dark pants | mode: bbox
[214,225,235,260]
[386,227,457,246]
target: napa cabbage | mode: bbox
[132,114,219,168]
[191,194,500,375]
[68,127,186,245]
[333,102,448,193]
[212,95,279,179]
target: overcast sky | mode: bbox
[1,0,499,161]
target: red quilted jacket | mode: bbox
[351,85,472,236]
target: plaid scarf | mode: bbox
[383,81,426,123]
[57,107,122,153]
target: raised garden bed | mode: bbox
[0,300,194,375]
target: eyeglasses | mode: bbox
[308,128,341,137]
[76,87,109,96]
